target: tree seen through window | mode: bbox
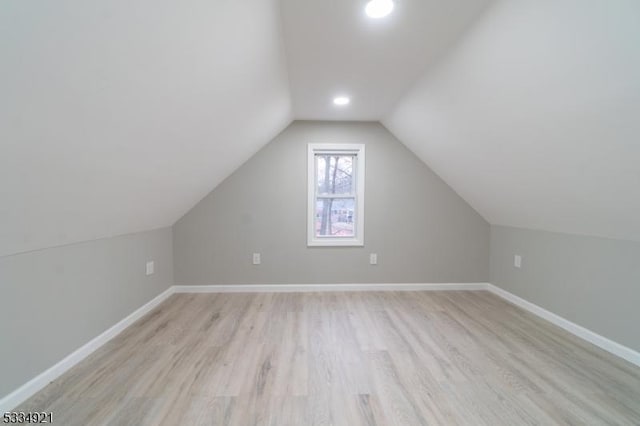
[315,155,355,237]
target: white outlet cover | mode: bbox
[514,255,522,268]
[252,253,261,265]
[146,261,155,275]
[370,253,378,265]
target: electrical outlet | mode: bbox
[370,253,378,265]
[514,255,522,268]
[252,253,261,265]
[146,261,155,275]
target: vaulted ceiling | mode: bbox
[280,0,490,120]
[384,0,640,241]
[2,0,639,256]
[0,0,292,256]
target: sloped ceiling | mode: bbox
[280,0,491,121]
[3,0,638,257]
[0,0,292,256]
[384,0,640,241]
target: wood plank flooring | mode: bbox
[16,291,640,425]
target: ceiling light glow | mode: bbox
[333,96,350,106]
[365,0,394,19]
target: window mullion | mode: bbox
[316,194,355,199]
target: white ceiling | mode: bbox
[280,0,491,121]
[384,0,640,241]
[2,0,639,256]
[0,0,292,256]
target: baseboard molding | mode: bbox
[4,282,638,412]
[0,282,483,411]
[178,282,637,367]
[486,284,640,368]
[0,286,175,413]
[174,283,488,293]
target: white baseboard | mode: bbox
[1,282,483,411]
[174,283,488,293]
[0,286,175,413]
[486,284,640,368]
[177,283,638,367]
[4,282,638,412]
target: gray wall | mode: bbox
[491,225,640,352]
[0,227,174,397]
[174,121,490,284]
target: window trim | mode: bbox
[307,143,365,247]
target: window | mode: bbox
[307,144,365,246]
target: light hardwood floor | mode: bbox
[17,291,640,425]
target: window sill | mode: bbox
[307,238,364,247]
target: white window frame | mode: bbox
[307,143,365,247]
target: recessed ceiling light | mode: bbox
[333,96,350,106]
[365,0,394,19]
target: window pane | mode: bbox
[316,155,354,195]
[315,198,355,237]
